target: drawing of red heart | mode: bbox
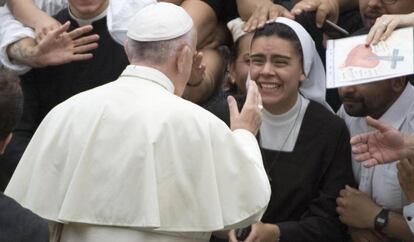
[343,44,380,68]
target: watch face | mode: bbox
[377,217,386,224]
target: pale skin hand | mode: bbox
[336,185,381,229]
[366,13,414,45]
[397,158,414,203]
[291,0,339,28]
[7,0,61,41]
[228,223,279,242]
[350,116,408,167]
[7,21,99,68]
[228,80,262,136]
[243,0,294,32]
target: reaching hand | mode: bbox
[33,21,99,67]
[291,0,339,28]
[229,80,262,135]
[366,13,414,45]
[33,13,62,42]
[397,158,414,203]
[243,2,294,32]
[350,116,406,168]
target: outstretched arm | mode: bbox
[7,0,61,40]
[7,22,99,68]
[350,116,414,167]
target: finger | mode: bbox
[362,159,379,168]
[228,230,238,242]
[68,25,94,39]
[315,5,329,28]
[353,152,374,163]
[339,189,347,197]
[345,185,359,193]
[291,2,308,16]
[336,197,345,207]
[74,43,99,54]
[371,27,386,45]
[257,9,268,29]
[381,21,398,41]
[366,116,390,133]
[51,21,71,38]
[73,34,99,47]
[70,53,94,62]
[351,143,369,154]
[366,25,377,45]
[245,80,259,107]
[350,132,370,145]
[282,9,295,19]
[336,205,345,215]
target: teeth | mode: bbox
[261,83,281,89]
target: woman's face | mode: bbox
[229,34,252,94]
[250,35,305,114]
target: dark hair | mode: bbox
[252,22,303,64]
[0,71,23,140]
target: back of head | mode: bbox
[0,71,23,141]
[125,2,194,65]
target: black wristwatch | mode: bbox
[374,208,390,232]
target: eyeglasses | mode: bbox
[381,0,397,5]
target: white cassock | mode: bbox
[5,65,271,242]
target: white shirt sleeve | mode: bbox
[403,203,414,235]
[0,5,34,74]
[0,0,67,74]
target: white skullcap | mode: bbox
[127,2,193,42]
[227,18,248,43]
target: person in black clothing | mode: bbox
[226,18,355,242]
[0,71,49,242]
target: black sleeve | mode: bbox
[0,71,40,189]
[277,123,355,242]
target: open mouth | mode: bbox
[259,83,282,90]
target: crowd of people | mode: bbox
[0,0,414,241]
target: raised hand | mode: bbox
[291,0,339,28]
[243,1,293,32]
[350,116,406,167]
[33,21,99,67]
[228,80,262,135]
[366,13,414,45]
[33,13,62,42]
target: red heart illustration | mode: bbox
[344,44,380,68]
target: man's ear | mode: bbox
[177,45,192,74]
[0,133,12,155]
[124,40,133,62]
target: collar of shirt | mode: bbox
[379,84,414,130]
[120,65,175,93]
[68,6,108,27]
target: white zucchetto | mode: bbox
[127,2,193,42]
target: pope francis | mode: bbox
[5,2,270,242]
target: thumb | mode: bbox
[366,116,389,133]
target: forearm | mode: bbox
[236,0,271,20]
[6,37,41,67]
[182,0,217,48]
[381,211,414,241]
[7,0,46,29]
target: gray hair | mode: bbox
[127,30,193,65]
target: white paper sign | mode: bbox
[326,27,414,88]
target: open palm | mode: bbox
[351,117,405,167]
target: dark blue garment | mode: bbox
[0,192,48,242]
